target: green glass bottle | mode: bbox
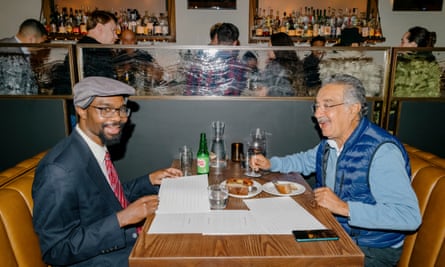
[196,133,210,174]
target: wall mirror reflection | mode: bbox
[0,43,75,95]
[74,45,389,98]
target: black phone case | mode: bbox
[292,229,339,242]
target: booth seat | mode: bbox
[398,144,445,267]
[0,146,444,267]
[0,151,48,267]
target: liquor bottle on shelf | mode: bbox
[141,11,151,35]
[153,13,162,35]
[159,12,169,36]
[279,11,288,33]
[197,133,210,175]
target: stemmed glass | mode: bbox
[244,140,264,177]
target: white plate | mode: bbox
[221,180,262,199]
[262,181,306,196]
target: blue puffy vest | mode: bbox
[315,117,411,248]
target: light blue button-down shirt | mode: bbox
[269,142,421,234]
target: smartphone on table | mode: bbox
[292,229,339,242]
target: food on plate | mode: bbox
[226,178,254,196]
[274,182,298,194]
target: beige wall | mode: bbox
[0,0,444,46]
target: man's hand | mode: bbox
[314,187,349,217]
[250,154,271,171]
[149,168,182,185]
[116,195,159,227]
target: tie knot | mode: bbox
[105,152,111,161]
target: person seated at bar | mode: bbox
[0,19,47,95]
[208,22,222,45]
[53,10,119,95]
[394,26,440,97]
[334,27,364,47]
[113,29,164,93]
[303,35,326,96]
[32,77,182,266]
[251,74,421,267]
[184,22,248,96]
[255,32,304,96]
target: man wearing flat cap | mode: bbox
[32,77,182,266]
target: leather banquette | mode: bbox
[0,146,443,267]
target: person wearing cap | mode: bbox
[32,77,182,266]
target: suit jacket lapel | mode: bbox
[72,130,125,211]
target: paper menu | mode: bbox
[243,197,327,234]
[148,210,265,234]
[156,174,210,213]
[150,187,327,235]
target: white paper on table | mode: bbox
[202,210,266,235]
[148,210,265,234]
[243,197,327,234]
[156,174,210,214]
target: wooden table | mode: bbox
[129,161,364,267]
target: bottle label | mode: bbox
[197,156,209,174]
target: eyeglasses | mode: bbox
[311,102,345,113]
[90,106,131,118]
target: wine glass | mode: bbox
[244,140,264,177]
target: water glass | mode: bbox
[208,184,228,210]
[179,145,193,176]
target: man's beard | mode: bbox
[98,122,125,146]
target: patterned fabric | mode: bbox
[105,152,128,208]
[184,50,248,96]
[0,53,38,95]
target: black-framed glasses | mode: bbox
[90,106,131,118]
[311,103,345,113]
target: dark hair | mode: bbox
[87,10,117,31]
[18,19,47,37]
[270,32,299,62]
[242,51,257,62]
[209,22,222,40]
[323,74,368,117]
[216,23,239,44]
[407,26,436,47]
[337,27,363,46]
[310,36,326,46]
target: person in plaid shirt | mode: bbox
[184,23,248,96]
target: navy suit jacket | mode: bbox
[32,130,159,266]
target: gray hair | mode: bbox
[322,74,368,117]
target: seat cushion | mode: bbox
[0,188,46,267]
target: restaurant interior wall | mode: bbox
[0,0,445,46]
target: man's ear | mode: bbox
[75,106,87,121]
[351,102,362,116]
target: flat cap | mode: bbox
[73,76,135,108]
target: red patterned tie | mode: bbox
[105,152,128,208]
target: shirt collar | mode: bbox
[14,35,30,55]
[75,125,107,163]
[327,139,343,156]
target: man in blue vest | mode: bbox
[251,74,421,267]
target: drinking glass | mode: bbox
[179,145,193,176]
[208,184,228,210]
[244,141,263,177]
